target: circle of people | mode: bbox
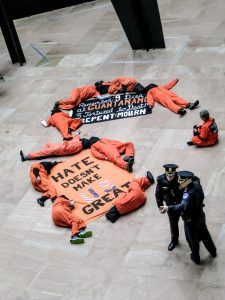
[20,77,219,265]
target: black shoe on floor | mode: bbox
[168,241,178,251]
[178,108,186,116]
[187,100,199,110]
[37,198,45,207]
[126,158,134,173]
[211,251,217,258]
[187,141,194,146]
[146,171,155,184]
[123,156,134,162]
[190,253,200,265]
[20,150,28,162]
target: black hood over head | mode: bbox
[81,136,100,149]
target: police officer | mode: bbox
[155,164,183,251]
[160,171,217,265]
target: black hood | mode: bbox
[144,83,158,93]
[81,137,100,149]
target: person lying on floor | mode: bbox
[81,136,135,172]
[52,195,93,244]
[20,133,83,161]
[106,172,155,223]
[41,108,82,141]
[144,78,199,116]
[30,161,61,207]
[187,110,218,147]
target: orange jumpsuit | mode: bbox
[46,111,82,140]
[90,138,134,170]
[52,197,86,236]
[146,79,189,113]
[192,117,218,146]
[108,77,138,94]
[28,134,82,160]
[58,85,100,110]
[114,177,151,214]
[30,162,57,199]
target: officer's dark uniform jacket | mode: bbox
[155,173,183,207]
[168,179,204,222]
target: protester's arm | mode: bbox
[162,79,179,90]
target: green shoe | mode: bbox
[70,236,85,244]
[78,230,93,238]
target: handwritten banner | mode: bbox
[71,93,152,124]
[50,149,134,223]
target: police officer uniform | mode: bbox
[155,164,183,251]
[168,171,217,264]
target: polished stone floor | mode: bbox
[0,0,225,299]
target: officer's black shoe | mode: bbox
[210,251,217,258]
[123,156,134,163]
[20,150,28,162]
[146,171,155,184]
[37,198,45,207]
[187,141,194,146]
[126,158,134,173]
[168,241,178,251]
[190,253,200,265]
[178,108,186,116]
[187,100,199,110]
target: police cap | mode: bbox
[178,171,194,179]
[163,164,178,176]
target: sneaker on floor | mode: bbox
[187,100,199,110]
[78,230,93,238]
[146,171,155,184]
[70,235,85,244]
[123,156,134,162]
[37,198,45,207]
[187,141,194,146]
[126,158,134,173]
[178,108,186,116]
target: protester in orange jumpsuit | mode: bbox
[95,76,145,95]
[82,136,135,172]
[30,161,60,207]
[106,172,155,222]
[52,195,93,244]
[56,85,100,110]
[145,79,199,116]
[41,108,82,140]
[187,110,219,147]
[20,134,83,161]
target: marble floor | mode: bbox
[0,0,225,299]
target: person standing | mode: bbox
[155,164,183,251]
[160,171,217,264]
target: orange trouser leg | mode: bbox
[58,123,73,139]
[68,118,82,131]
[117,142,134,157]
[172,95,189,108]
[191,136,215,147]
[107,147,127,170]
[29,143,60,159]
[163,97,183,113]
[71,215,86,236]
[114,177,150,214]
[59,90,82,110]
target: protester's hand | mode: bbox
[36,176,41,184]
[41,120,48,127]
[159,205,168,214]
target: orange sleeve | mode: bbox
[162,79,179,90]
